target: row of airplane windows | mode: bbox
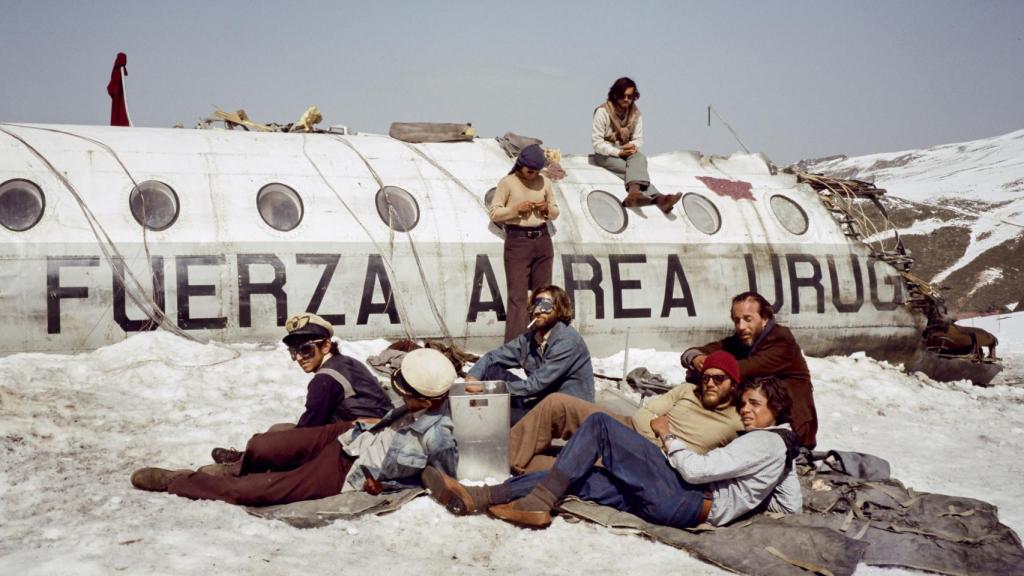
[0,178,811,236]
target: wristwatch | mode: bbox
[662,434,680,446]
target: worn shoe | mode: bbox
[197,461,242,477]
[421,465,479,515]
[488,501,552,528]
[656,192,683,214]
[211,447,243,464]
[130,467,192,492]
[622,191,654,208]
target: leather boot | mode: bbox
[421,465,487,515]
[130,467,192,492]
[488,500,553,528]
[197,461,242,477]
[622,183,655,208]
[211,447,243,464]
[656,192,683,214]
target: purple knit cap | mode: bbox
[516,144,547,170]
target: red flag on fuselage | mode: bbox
[107,52,130,127]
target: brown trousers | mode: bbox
[503,232,553,343]
[168,421,354,506]
[510,393,634,475]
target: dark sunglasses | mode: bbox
[700,373,730,385]
[288,339,325,360]
[532,298,555,315]
[620,92,638,101]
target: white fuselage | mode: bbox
[0,123,921,358]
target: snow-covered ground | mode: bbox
[2,317,1024,575]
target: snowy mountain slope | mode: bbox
[2,328,1023,575]
[798,129,1024,314]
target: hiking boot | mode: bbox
[197,462,242,477]
[488,501,552,528]
[622,191,654,208]
[421,465,480,515]
[656,192,682,214]
[130,467,192,492]
[211,447,243,464]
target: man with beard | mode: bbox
[681,291,818,449]
[505,350,744,475]
[466,285,594,425]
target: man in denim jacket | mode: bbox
[466,285,594,424]
[130,349,458,506]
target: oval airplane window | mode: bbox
[587,189,627,234]
[770,194,809,235]
[484,187,496,208]
[682,193,721,235]
[129,180,179,231]
[376,186,419,232]
[257,183,304,232]
[0,179,45,232]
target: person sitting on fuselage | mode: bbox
[508,350,744,475]
[465,285,594,425]
[423,376,801,529]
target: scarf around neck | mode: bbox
[601,101,640,145]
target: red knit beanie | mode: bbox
[703,351,740,383]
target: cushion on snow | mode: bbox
[246,488,423,529]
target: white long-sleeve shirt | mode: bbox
[592,106,645,157]
[665,424,802,526]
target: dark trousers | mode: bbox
[498,413,706,529]
[168,421,354,506]
[503,232,553,343]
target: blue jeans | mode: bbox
[500,413,706,529]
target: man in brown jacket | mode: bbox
[508,350,744,474]
[680,291,818,449]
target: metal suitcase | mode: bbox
[449,381,510,481]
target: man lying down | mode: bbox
[423,375,801,529]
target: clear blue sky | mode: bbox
[2,0,1022,163]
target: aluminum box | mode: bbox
[449,380,510,481]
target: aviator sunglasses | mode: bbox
[700,373,730,385]
[288,339,325,360]
[532,298,555,315]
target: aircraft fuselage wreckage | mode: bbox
[0,123,998,384]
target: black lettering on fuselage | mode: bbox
[827,254,864,313]
[609,254,651,319]
[297,254,345,326]
[47,256,99,334]
[113,255,166,332]
[661,254,696,317]
[467,254,506,322]
[237,254,287,328]
[868,257,903,311]
[786,254,825,314]
[744,253,785,314]
[176,255,228,330]
[561,254,604,319]
[357,254,400,325]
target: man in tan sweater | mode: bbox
[509,350,744,474]
[489,144,561,342]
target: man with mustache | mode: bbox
[681,291,818,449]
[505,350,744,476]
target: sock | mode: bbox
[464,484,493,507]
[514,469,571,512]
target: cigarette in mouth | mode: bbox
[527,319,537,329]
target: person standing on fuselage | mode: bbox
[489,144,560,343]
